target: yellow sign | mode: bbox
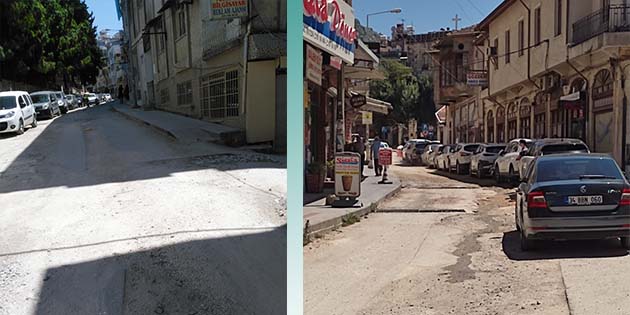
[361,111,372,125]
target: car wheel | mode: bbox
[509,165,516,184]
[16,119,24,135]
[494,165,502,183]
[31,115,37,128]
[515,203,521,232]
[520,229,535,251]
[456,161,462,175]
[621,237,630,250]
[477,163,483,179]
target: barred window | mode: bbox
[160,88,169,106]
[200,70,239,119]
[177,81,192,105]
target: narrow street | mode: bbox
[0,102,286,315]
[305,158,630,315]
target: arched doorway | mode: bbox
[564,77,587,140]
[487,110,495,143]
[507,102,517,140]
[592,69,614,153]
[534,92,546,138]
[519,97,532,138]
[496,107,505,143]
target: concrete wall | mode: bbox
[246,60,277,143]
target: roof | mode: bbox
[537,153,614,160]
[534,138,586,145]
[355,19,382,44]
[476,0,516,31]
[30,91,57,94]
[0,91,28,96]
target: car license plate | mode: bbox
[567,195,603,205]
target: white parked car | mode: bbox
[494,138,533,183]
[0,91,38,135]
[518,138,590,181]
[86,93,98,106]
[469,144,506,178]
[449,143,482,174]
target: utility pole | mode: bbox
[452,14,461,30]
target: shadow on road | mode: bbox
[0,104,285,194]
[32,226,286,315]
[428,169,514,188]
[502,230,628,261]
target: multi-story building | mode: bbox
[119,0,286,148]
[476,0,630,170]
[382,23,448,77]
[431,26,487,144]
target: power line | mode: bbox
[465,0,486,18]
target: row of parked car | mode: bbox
[402,137,630,251]
[0,90,112,135]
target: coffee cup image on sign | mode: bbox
[341,175,353,191]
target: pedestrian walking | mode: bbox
[123,84,130,103]
[372,136,382,176]
[355,136,366,178]
[118,85,124,102]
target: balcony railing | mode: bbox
[572,5,630,45]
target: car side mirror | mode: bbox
[517,182,527,193]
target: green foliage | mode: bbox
[0,0,103,88]
[369,60,437,126]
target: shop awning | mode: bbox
[344,40,385,80]
[560,91,585,110]
[360,97,392,114]
[435,105,447,124]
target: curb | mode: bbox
[304,182,402,239]
[111,105,177,140]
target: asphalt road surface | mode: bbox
[304,160,630,315]
[0,103,286,315]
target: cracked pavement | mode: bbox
[304,160,630,315]
[0,103,286,315]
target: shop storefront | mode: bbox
[507,103,517,140]
[303,0,356,193]
[533,92,546,139]
[496,107,505,143]
[591,69,614,154]
[519,98,531,139]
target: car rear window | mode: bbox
[486,146,505,153]
[536,158,623,182]
[541,143,589,155]
[415,143,427,150]
[464,145,479,152]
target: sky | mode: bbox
[84,0,123,32]
[354,0,504,36]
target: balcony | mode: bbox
[572,5,630,45]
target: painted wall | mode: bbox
[246,60,278,143]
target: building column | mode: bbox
[614,67,625,165]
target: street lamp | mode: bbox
[366,8,402,28]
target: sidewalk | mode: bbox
[111,103,244,146]
[303,175,402,238]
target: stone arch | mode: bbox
[592,69,613,100]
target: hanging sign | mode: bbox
[211,0,248,19]
[303,0,357,64]
[330,56,342,70]
[361,111,372,125]
[306,45,323,85]
[379,148,393,165]
[350,94,367,108]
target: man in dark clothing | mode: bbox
[355,136,366,178]
[372,136,382,176]
[118,85,124,102]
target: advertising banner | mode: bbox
[306,45,323,85]
[379,148,393,166]
[303,0,357,64]
[211,0,248,19]
[335,152,361,198]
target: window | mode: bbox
[177,81,193,106]
[518,20,524,56]
[160,88,170,107]
[200,70,240,119]
[177,8,186,37]
[158,17,165,53]
[143,33,151,52]
[493,38,499,70]
[505,30,511,63]
[555,0,562,36]
[534,7,541,44]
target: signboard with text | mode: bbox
[303,0,357,64]
[467,70,488,86]
[350,94,366,108]
[335,152,361,198]
[211,0,248,19]
[379,148,393,166]
[361,111,372,125]
[306,45,323,85]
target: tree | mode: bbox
[0,0,103,88]
[369,60,437,126]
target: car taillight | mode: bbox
[527,191,547,208]
[620,188,630,206]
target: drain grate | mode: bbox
[377,208,467,213]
